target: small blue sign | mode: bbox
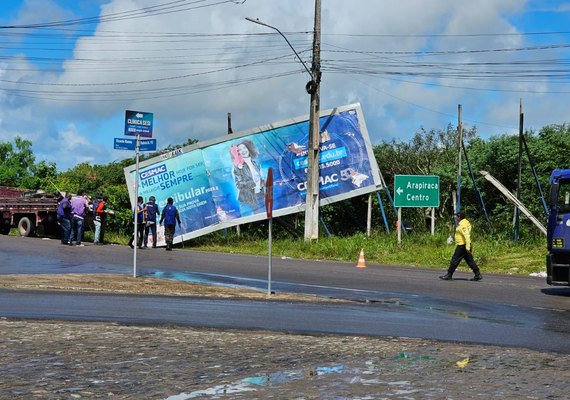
[125,110,153,137]
[140,139,157,152]
[114,137,136,150]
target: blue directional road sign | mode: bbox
[140,139,157,152]
[114,137,136,151]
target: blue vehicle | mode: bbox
[547,169,570,285]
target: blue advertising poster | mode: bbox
[125,110,153,137]
[125,103,381,245]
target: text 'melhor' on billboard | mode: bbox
[125,110,153,138]
[124,103,382,246]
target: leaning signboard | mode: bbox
[124,103,382,246]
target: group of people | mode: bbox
[56,190,111,246]
[128,195,181,251]
[57,191,182,250]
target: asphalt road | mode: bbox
[1,235,570,353]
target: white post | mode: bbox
[366,193,372,237]
[133,134,140,278]
[397,207,402,244]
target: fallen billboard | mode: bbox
[124,103,382,246]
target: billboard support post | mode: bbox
[265,168,274,297]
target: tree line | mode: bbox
[2,124,569,239]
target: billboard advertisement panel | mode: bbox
[124,103,381,246]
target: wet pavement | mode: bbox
[2,236,570,397]
[1,286,569,354]
[1,236,570,353]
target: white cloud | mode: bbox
[0,0,568,170]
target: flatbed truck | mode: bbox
[0,189,60,237]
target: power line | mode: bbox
[348,75,517,131]
[2,70,302,101]
[0,0,238,29]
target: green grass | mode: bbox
[9,228,546,276]
[189,230,546,276]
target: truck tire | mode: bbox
[0,221,9,235]
[17,217,35,237]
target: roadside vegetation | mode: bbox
[187,228,545,276]
[2,123,565,277]
[7,225,545,276]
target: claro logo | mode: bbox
[140,164,167,180]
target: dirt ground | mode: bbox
[1,275,569,399]
[0,273,332,301]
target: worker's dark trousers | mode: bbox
[448,244,480,274]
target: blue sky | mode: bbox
[0,0,569,171]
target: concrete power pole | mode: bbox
[456,104,463,214]
[514,98,523,240]
[304,0,322,241]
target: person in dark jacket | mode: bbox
[143,196,160,248]
[159,197,181,251]
[128,196,147,249]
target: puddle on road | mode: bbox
[164,359,433,399]
[146,271,266,292]
[145,271,523,328]
[165,363,346,399]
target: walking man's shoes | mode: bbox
[470,274,483,281]
[439,273,453,280]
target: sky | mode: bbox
[0,0,569,171]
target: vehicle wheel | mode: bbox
[17,217,35,237]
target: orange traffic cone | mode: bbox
[356,248,366,268]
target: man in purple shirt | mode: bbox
[69,190,89,246]
[56,192,72,244]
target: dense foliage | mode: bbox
[1,124,568,240]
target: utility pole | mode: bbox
[227,112,233,134]
[227,112,240,237]
[456,104,463,215]
[514,98,523,240]
[245,0,321,241]
[304,0,322,241]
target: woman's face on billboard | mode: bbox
[237,143,250,158]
